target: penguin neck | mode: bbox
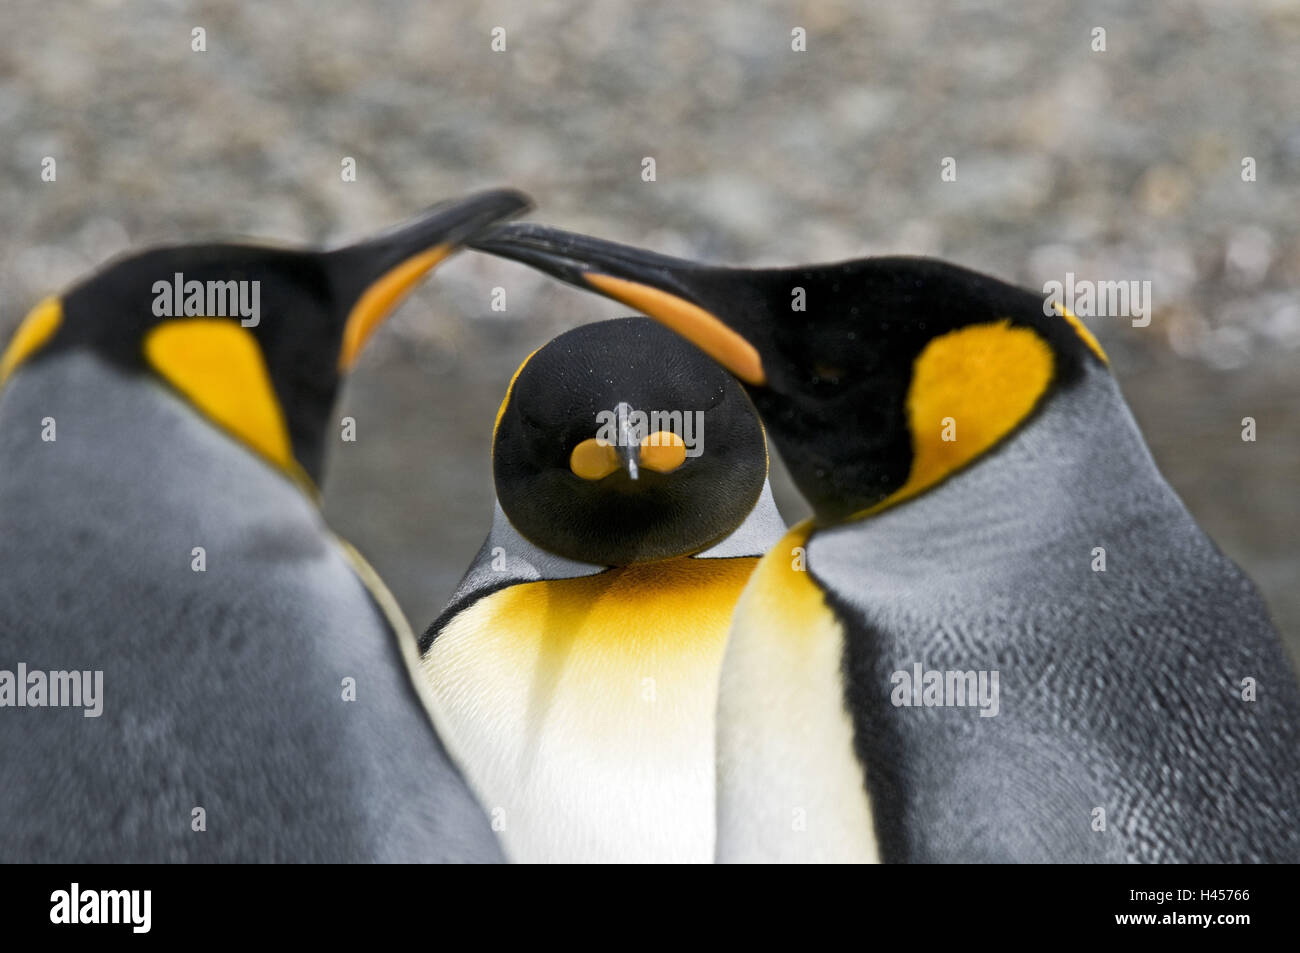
[424,480,785,655]
[824,362,1177,555]
[692,479,786,559]
[0,351,322,513]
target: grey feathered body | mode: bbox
[811,361,1300,862]
[0,353,501,862]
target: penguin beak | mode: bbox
[470,223,767,386]
[617,441,640,481]
[613,401,640,480]
[330,189,532,371]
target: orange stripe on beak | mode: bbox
[583,273,766,386]
[339,243,453,371]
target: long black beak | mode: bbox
[328,189,532,369]
[470,223,691,288]
[470,223,767,386]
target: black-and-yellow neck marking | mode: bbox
[1,300,315,493]
[0,298,63,387]
[143,318,313,489]
[0,248,460,493]
[1053,301,1108,364]
[851,318,1056,519]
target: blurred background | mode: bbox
[3,0,1297,659]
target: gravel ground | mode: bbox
[2,0,1297,656]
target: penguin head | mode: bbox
[0,189,530,490]
[492,317,768,566]
[472,224,1108,524]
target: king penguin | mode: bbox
[418,316,785,863]
[469,223,1300,863]
[0,189,529,862]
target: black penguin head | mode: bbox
[492,317,768,566]
[0,189,530,490]
[472,224,1109,524]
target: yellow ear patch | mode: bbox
[1,297,63,386]
[339,243,452,371]
[640,430,686,473]
[570,437,620,481]
[584,273,767,386]
[1052,301,1108,363]
[144,319,294,472]
[863,319,1054,516]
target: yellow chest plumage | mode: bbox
[421,556,759,863]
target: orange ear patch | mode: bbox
[1,298,63,386]
[859,319,1054,517]
[1052,301,1108,363]
[145,318,295,472]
